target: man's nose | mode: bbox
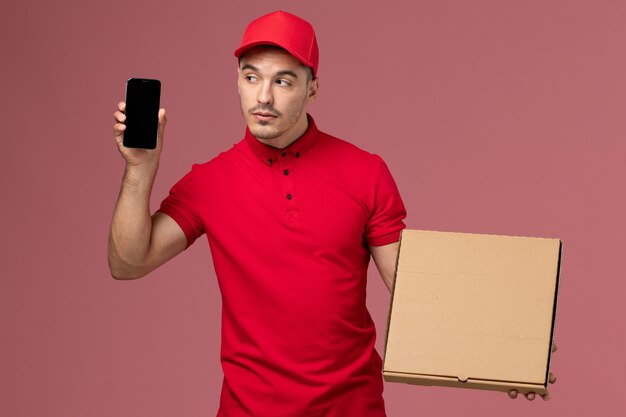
[257,81,273,104]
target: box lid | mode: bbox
[383,230,561,391]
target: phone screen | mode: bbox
[123,78,161,149]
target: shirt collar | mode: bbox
[244,113,319,166]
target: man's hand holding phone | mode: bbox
[113,101,167,170]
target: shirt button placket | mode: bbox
[280,151,297,224]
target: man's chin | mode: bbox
[250,126,281,140]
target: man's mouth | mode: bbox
[252,112,278,121]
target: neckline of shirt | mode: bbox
[244,113,319,166]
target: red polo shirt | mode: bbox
[157,115,406,417]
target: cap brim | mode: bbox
[234,41,314,76]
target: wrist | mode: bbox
[123,162,158,187]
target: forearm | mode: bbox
[108,163,158,278]
[370,241,400,292]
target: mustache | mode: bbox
[249,105,282,117]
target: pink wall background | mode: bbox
[1,0,624,416]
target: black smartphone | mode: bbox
[123,78,161,149]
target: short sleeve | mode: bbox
[156,164,205,248]
[365,155,407,246]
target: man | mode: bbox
[109,10,552,416]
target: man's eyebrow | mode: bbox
[275,70,299,79]
[241,64,259,72]
[240,64,299,79]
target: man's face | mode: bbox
[238,46,318,147]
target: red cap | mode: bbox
[234,10,319,77]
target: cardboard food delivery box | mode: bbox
[383,229,561,395]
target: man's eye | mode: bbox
[245,75,257,82]
[276,79,291,86]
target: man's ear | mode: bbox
[308,78,319,101]
[237,65,241,94]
